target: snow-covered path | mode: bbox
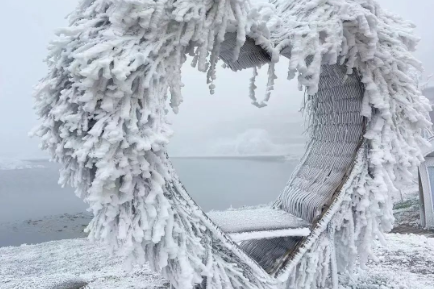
[0,234,433,289]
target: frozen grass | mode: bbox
[0,238,168,289]
[342,234,434,289]
[1,233,433,289]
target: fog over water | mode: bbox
[0,0,433,159]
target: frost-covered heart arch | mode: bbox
[34,0,431,288]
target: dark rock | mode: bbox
[51,280,88,289]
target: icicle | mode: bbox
[207,37,221,95]
[250,63,277,108]
[249,67,259,106]
[263,62,277,106]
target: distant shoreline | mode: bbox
[171,155,299,161]
[24,155,300,162]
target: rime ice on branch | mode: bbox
[33,0,431,288]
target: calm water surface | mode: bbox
[173,157,297,211]
[0,157,297,246]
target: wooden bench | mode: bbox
[208,207,310,242]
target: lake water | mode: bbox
[0,157,297,246]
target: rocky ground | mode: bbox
[392,197,434,237]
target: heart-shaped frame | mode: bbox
[33,0,430,288]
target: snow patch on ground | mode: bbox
[1,234,432,289]
[0,239,167,289]
[0,159,45,170]
[342,234,434,289]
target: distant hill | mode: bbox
[168,111,307,157]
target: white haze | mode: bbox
[0,0,433,159]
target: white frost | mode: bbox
[1,234,433,289]
[0,239,166,289]
[230,228,310,242]
[32,0,432,288]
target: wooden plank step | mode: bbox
[208,207,311,241]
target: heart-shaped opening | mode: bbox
[33,1,428,287]
[168,51,306,213]
[167,34,366,273]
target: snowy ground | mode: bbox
[0,238,168,289]
[0,233,433,289]
[342,234,434,289]
[1,186,432,288]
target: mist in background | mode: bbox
[0,0,433,159]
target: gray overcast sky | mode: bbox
[0,0,433,159]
